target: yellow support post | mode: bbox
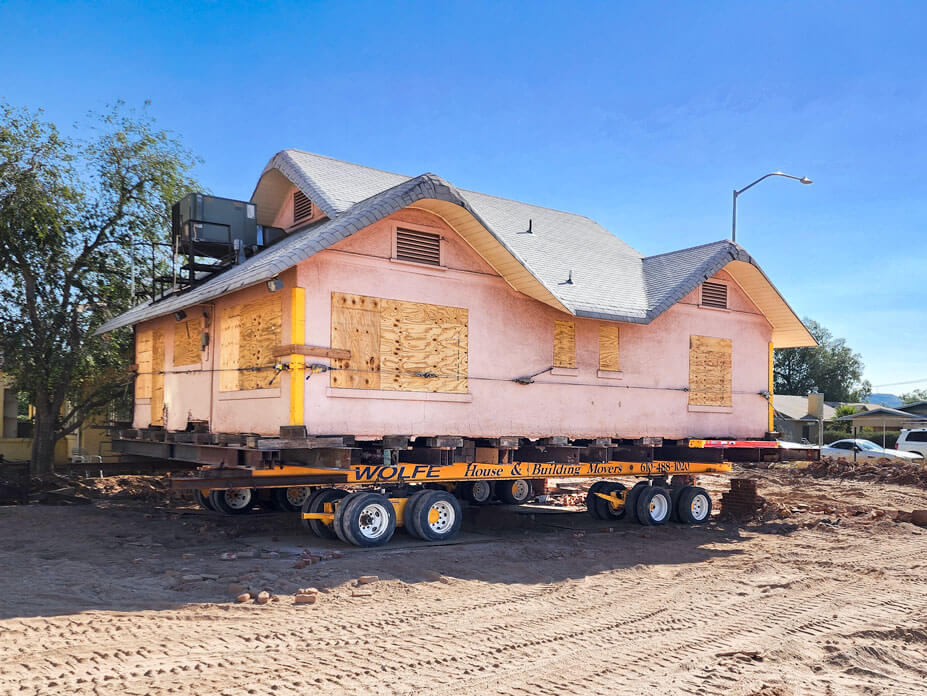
[289,287,306,426]
[768,341,775,434]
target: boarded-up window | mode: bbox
[701,281,728,309]
[151,329,165,425]
[395,228,441,266]
[688,335,732,407]
[599,324,620,372]
[553,320,576,369]
[173,317,202,367]
[135,329,153,399]
[330,292,468,393]
[219,295,283,391]
[330,293,381,390]
[293,190,313,224]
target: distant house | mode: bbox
[773,394,881,442]
[899,401,927,419]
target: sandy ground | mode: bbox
[2,469,927,696]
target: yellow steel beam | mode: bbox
[289,287,306,426]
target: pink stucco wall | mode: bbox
[134,205,772,439]
[133,274,295,434]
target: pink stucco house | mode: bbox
[98,151,815,442]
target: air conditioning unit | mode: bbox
[171,193,259,259]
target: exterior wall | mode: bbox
[130,206,773,439]
[292,208,773,440]
[132,271,296,435]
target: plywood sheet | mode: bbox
[173,317,202,367]
[598,324,620,372]
[150,329,165,425]
[239,295,283,390]
[688,335,732,407]
[554,320,576,369]
[331,292,381,389]
[380,300,468,393]
[219,305,241,392]
[135,328,153,400]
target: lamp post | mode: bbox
[732,171,812,243]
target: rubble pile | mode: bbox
[24,473,181,506]
[792,457,927,489]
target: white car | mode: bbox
[821,438,924,464]
[896,429,927,460]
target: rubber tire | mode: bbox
[586,481,627,520]
[624,481,650,524]
[209,488,257,515]
[406,490,462,542]
[495,479,533,505]
[460,480,494,505]
[403,490,432,540]
[585,481,609,518]
[194,489,215,511]
[273,486,311,513]
[676,486,713,525]
[636,486,673,526]
[338,492,396,547]
[333,491,363,545]
[301,488,348,538]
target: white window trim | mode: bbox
[390,221,444,268]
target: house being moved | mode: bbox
[97,151,815,442]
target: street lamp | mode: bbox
[732,171,812,243]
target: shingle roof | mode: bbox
[96,150,811,342]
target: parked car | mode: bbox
[821,438,924,464]
[896,429,927,460]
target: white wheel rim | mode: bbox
[690,494,709,521]
[649,493,669,522]
[512,479,530,500]
[286,487,310,506]
[224,488,252,510]
[357,503,390,540]
[473,481,491,502]
[427,500,455,533]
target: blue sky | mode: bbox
[1,1,924,392]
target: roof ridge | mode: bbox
[284,148,603,223]
[643,239,734,261]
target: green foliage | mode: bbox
[0,101,199,473]
[901,388,927,404]
[774,318,871,402]
[832,404,861,420]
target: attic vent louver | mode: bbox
[293,190,313,224]
[701,281,728,309]
[396,228,441,266]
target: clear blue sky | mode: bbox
[2,1,924,393]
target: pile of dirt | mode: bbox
[790,456,927,489]
[28,473,182,506]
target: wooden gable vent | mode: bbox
[701,281,728,309]
[293,190,313,224]
[396,228,441,266]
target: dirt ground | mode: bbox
[2,468,927,696]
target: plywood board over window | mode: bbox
[688,335,732,407]
[598,324,620,371]
[219,295,282,391]
[553,320,576,369]
[330,292,468,393]
[173,317,203,367]
[150,329,165,425]
[135,329,153,399]
[380,300,468,393]
[330,293,381,390]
